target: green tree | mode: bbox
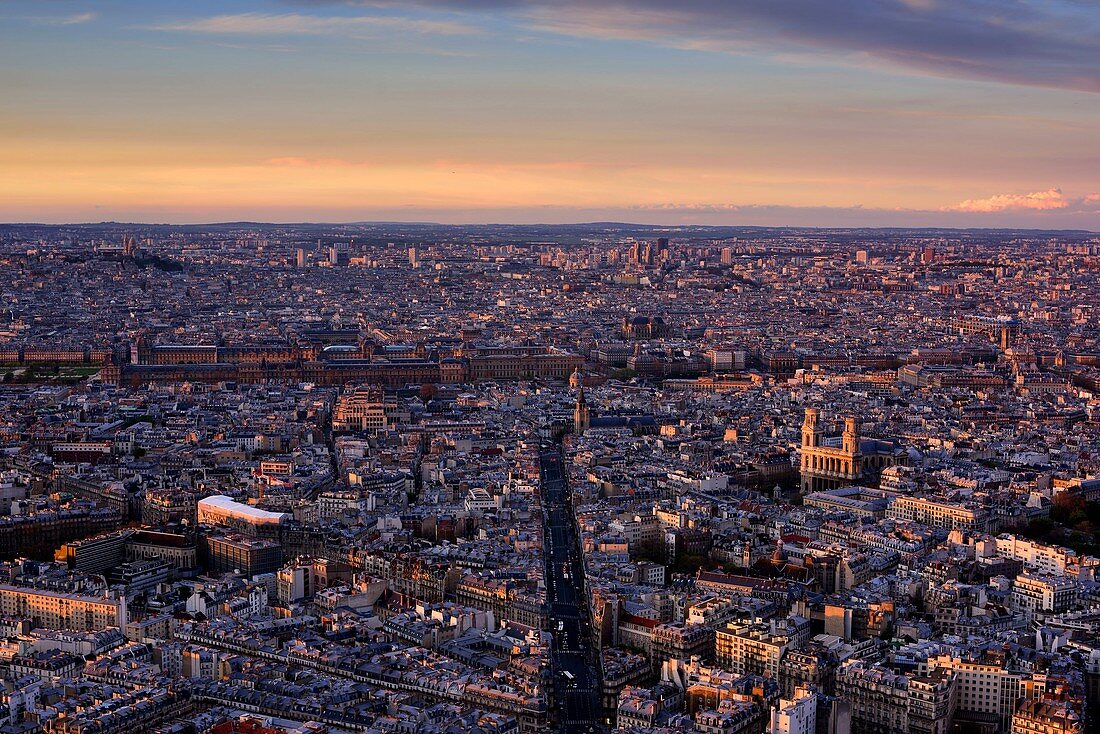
[1051,492,1085,524]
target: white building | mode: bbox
[609,513,661,549]
[1011,572,1078,618]
[994,534,1090,577]
[197,495,289,533]
[770,687,817,734]
[464,487,501,513]
[887,495,988,531]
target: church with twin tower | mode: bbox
[799,407,908,494]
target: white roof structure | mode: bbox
[197,495,288,525]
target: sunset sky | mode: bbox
[2,0,1099,228]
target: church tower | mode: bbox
[801,408,822,450]
[842,416,860,457]
[574,385,590,435]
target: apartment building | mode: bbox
[1011,698,1084,734]
[1011,573,1078,618]
[769,687,816,734]
[715,622,799,678]
[926,654,1053,732]
[887,495,990,532]
[0,584,126,631]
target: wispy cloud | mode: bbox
[23,11,98,26]
[148,12,480,38]
[341,0,1100,92]
[58,11,97,25]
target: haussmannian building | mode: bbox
[0,583,127,632]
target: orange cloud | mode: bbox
[951,188,1068,212]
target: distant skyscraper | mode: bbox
[296,248,306,268]
[409,247,418,268]
[329,242,349,266]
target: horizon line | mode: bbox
[1,220,1097,235]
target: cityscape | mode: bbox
[0,224,1096,734]
[2,2,1100,734]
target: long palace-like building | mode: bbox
[99,337,583,386]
